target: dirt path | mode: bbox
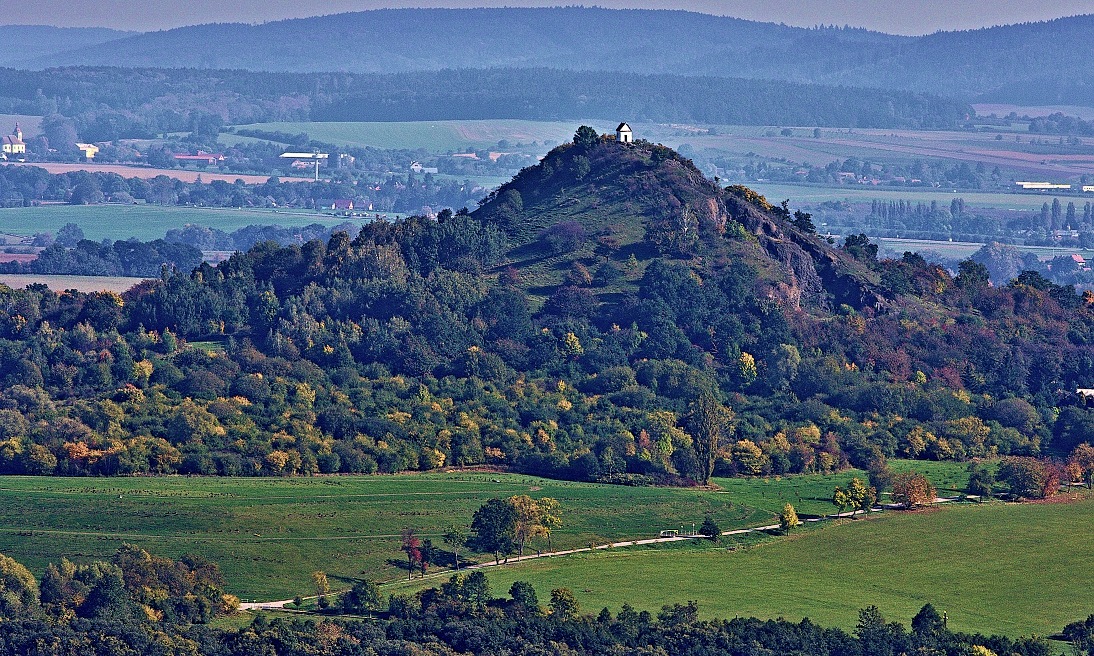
[239,502,948,610]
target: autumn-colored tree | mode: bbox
[538,497,562,552]
[779,503,799,534]
[1065,460,1084,491]
[508,495,562,556]
[832,486,851,517]
[891,471,936,508]
[401,528,422,581]
[998,456,1060,499]
[1071,443,1094,488]
[312,570,331,602]
[846,478,876,517]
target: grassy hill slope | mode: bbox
[415,496,1094,636]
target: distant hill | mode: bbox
[0,67,971,141]
[817,15,1094,100]
[14,9,895,75]
[11,8,1094,104]
[0,26,133,67]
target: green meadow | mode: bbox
[0,464,962,601]
[436,497,1094,637]
[0,204,360,242]
[0,473,752,601]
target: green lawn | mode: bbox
[436,496,1094,636]
[0,205,361,241]
[0,465,965,601]
[226,120,586,152]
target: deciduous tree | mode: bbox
[443,526,467,571]
[686,392,733,484]
[401,528,422,580]
[469,498,517,564]
[891,471,936,508]
[549,587,579,619]
[779,503,799,534]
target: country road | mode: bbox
[239,498,974,611]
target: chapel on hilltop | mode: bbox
[616,122,633,143]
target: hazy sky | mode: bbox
[6,0,1093,35]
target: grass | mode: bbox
[875,238,1094,262]
[0,473,752,601]
[0,464,965,602]
[747,182,1094,212]
[0,274,147,293]
[0,204,366,242]
[430,495,1094,637]
[226,120,586,152]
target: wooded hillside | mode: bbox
[0,130,1091,481]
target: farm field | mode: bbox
[0,463,963,601]
[0,204,363,241]
[747,182,1094,212]
[0,273,146,293]
[973,103,1094,121]
[438,496,1094,637]
[874,237,1094,262]
[670,123,1094,176]
[226,119,585,152]
[3,161,306,184]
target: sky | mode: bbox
[5,0,1093,35]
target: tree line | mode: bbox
[1,137,1094,484]
[0,540,1082,656]
[0,66,970,145]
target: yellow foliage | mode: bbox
[420,447,446,470]
[387,410,412,424]
[265,450,290,472]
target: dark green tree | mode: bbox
[574,125,599,147]
[469,498,517,564]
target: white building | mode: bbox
[616,122,633,143]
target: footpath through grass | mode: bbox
[0,462,966,601]
[0,473,758,600]
[452,495,1094,637]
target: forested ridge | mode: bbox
[0,66,970,142]
[8,8,1094,105]
[0,131,1093,481]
